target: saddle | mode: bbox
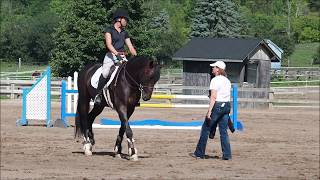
[90,60,127,109]
[90,66,119,89]
[90,58,127,89]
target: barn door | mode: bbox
[246,63,258,87]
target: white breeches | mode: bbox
[101,53,127,78]
[102,53,114,78]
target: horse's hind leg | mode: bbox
[87,104,105,145]
[77,93,92,156]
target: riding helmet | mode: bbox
[112,8,129,21]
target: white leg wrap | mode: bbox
[83,143,92,156]
[127,138,138,161]
[130,148,138,161]
[128,147,132,156]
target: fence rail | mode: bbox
[1,79,318,108]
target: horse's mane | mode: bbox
[126,56,160,81]
[128,56,150,64]
[127,56,156,69]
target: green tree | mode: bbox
[0,0,58,63]
[50,0,147,77]
[308,0,320,12]
[137,0,193,67]
[133,9,182,64]
[50,0,106,77]
[312,46,320,65]
[190,0,243,38]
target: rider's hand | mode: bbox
[116,54,123,61]
[205,116,211,127]
[206,111,211,119]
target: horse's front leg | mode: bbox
[114,120,126,158]
[125,122,138,161]
[116,106,138,161]
[83,129,93,156]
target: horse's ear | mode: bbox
[149,60,155,69]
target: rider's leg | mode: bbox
[94,75,107,105]
[94,53,114,105]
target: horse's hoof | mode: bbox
[114,153,122,159]
[83,143,92,156]
[84,150,92,156]
[130,154,138,161]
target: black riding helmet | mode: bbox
[112,8,129,21]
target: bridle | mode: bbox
[114,62,153,94]
[125,69,145,92]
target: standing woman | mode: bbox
[192,61,232,160]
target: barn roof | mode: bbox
[173,37,278,62]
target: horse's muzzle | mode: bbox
[142,95,151,101]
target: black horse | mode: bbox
[74,56,160,160]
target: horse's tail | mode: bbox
[73,63,99,142]
[74,108,82,141]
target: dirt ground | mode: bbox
[0,99,319,180]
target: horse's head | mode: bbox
[139,59,161,101]
[125,56,161,101]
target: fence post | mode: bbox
[269,91,274,109]
[10,83,15,99]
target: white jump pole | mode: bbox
[67,76,72,114]
[73,72,78,113]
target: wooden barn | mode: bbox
[173,37,280,90]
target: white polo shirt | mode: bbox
[209,75,231,102]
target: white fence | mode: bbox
[1,78,319,108]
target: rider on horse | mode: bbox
[94,8,137,105]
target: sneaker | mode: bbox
[222,157,231,160]
[189,153,204,159]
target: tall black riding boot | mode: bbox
[94,75,107,105]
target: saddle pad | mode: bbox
[91,66,119,89]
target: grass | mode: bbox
[0,95,10,100]
[0,61,48,72]
[271,80,320,87]
[288,42,320,67]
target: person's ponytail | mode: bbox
[219,68,227,77]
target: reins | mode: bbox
[113,60,155,95]
[124,61,156,94]
[123,62,144,92]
